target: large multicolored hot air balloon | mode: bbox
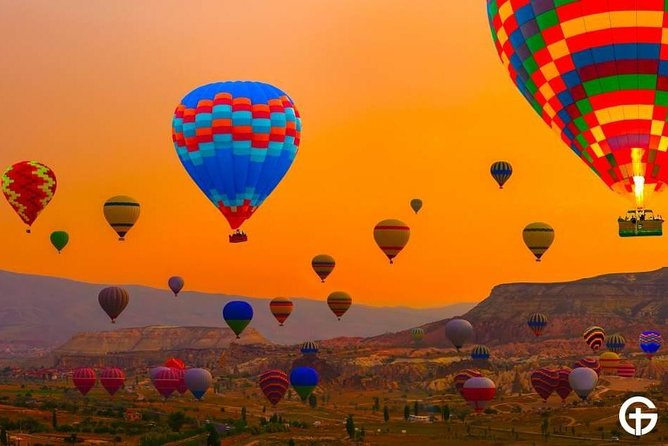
[605,334,626,354]
[222,301,253,338]
[453,369,482,396]
[568,367,598,401]
[572,358,601,377]
[98,287,129,324]
[462,377,496,412]
[583,326,605,352]
[527,312,547,337]
[490,161,512,189]
[522,223,554,262]
[373,219,410,264]
[99,368,125,397]
[171,81,301,241]
[103,196,140,241]
[289,367,319,402]
[301,341,319,355]
[2,161,57,233]
[530,368,559,401]
[555,368,572,402]
[311,255,335,283]
[640,330,662,359]
[487,1,668,212]
[411,327,425,343]
[445,319,474,351]
[184,368,212,400]
[410,198,423,214]
[153,367,179,399]
[269,297,293,326]
[327,291,352,320]
[471,345,490,361]
[599,352,621,375]
[168,276,184,296]
[259,369,290,406]
[50,231,69,254]
[72,368,97,396]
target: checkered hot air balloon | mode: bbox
[171,81,301,242]
[487,1,668,208]
[640,330,662,359]
[2,161,56,233]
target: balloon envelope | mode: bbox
[300,341,319,355]
[583,326,606,352]
[2,161,57,231]
[527,312,547,337]
[184,368,212,400]
[269,297,293,326]
[445,319,474,351]
[98,287,129,323]
[490,161,512,189]
[462,377,496,412]
[453,369,482,396]
[410,198,423,214]
[99,368,125,396]
[103,196,140,241]
[259,369,290,406]
[522,223,554,262]
[168,277,184,296]
[605,334,626,354]
[640,330,662,358]
[72,368,97,396]
[153,368,179,399]
[471,345,490,361]
[530,368,559,401]
[311,254,335,282]
[50,231,69,253]
[411,327,425,343]
[599,352,620,375]
[222,301,253,338]
[572,358,601,377]
[568,367,598,400]
[327,291,352,320]
[373,219,410,264]
[555,368,572,401]
[289,367,319,401]
[164,358,186,370]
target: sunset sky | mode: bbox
[1,1,666,308]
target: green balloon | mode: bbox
[50,231,69,253]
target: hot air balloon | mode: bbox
[531,368,559,401]
[411,327,425,343]
[453,369,482,396]
[2,161,57,233]
[471,345,490,361]
[173,368,188,394]
[171,81,301,243]
[289,367,319,402]
[410,198,423,214]
[572,358,601,377]
[445,319,474,351]
[103,196,140,241]
[222,301,253,338]
[184,368,212,400]
[490,161,512,189]
[168,276,184,296]
[522,223,554,262]
[640,330,663,359]
[99,368,125,397]
[50,231,69,253]
[149,366,170,383]
[311,255,335,283]
[269,297,293,326]
[300,341,319,355]
[555,368,572,402]
[373,219,410,264]
[599,352,621,375]
[259,369,290,406]
[164,358,186,370]
[153,367,179,399]
[605,334,626,354]
[327,291,351,320]
[527,312,547,337]
[462,377,496,412]
[617,362,636,378]
[583,326,605,352]
[72,368,97,396]
[487,1,668,235]
[98,287,129,324]
[568,367,598,401]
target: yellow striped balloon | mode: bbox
[311,254,335,283]
[522,222,554,262]
[599,352,620,376]
[373,219,410,264]
[104,196,140,241]
[327,291,352,321]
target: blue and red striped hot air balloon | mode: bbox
[259,369,289,406]
[527,312,547,337]
[640,330,662,360]
[471,345,490,361]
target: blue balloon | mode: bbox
[289,366,319,401]
[222,301,254,338]
[172,81,302,231]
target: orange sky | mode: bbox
[0,1,666,308]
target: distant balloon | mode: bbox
[168,277,184,296]
[599,352,620,375]
[445,319,474,351]
[555,368,572,402]
[640,330,662,359]
[583,326,605,352]
[50,231,69,253]
[471,345,490,361]
[568,367,598,401]
[260,369,290,406]
[269,297,293,326]
[605,334,626,354]
[164,358,186,370]
[572,358,601,377]
[184,368,212,400]
[327,291,352,321]
[530,368,559,402]
[411,327,425,343]
[2,161,57,232]
[103,195,140,241]
[522,223,554,262]
[300,341,319,355]
[98,287,129,324]
[149,367,170,383]
[289,367,319,402]
[373,219,410,264]
[222,301,253,338]
[311,255,335,283]
[617,362,636,378]
[153,367,180,399]
[453,369,482,396]
[410,198,423,214]
[527,313,547,337]
[462,377,496,412]
[490,161,512,189]
[99,368,125,396]
[72,368,97,396]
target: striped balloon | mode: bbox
[98,287,129,324]
[153,367,179,399]
[522,223,554,262]
[617,362,636,378]
[572,358,601,377]
[2,161,57,232]
[583,326,605,352]
[411,327,425,343]
[599,352,620,375]
[99,368,125,397]
[103,196,140,241]
[259,369,289,406]
[269,297,293,326]
[453,369,482,396]
[462,377,496,412]
[300,341,319,355]
[72,368,97,396]
[327,291,352,320]
[373,219,410,264]
[605,334,626,354]
[530,368,559,401]
[490,161,512,189]
[527,312,547,337]
[471,345,490,361]
[311,254,335,283]
[555,368,572,402]
[640,330,662,359]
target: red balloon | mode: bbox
[530,368,559,402]
[259,369,289,406]
[555,368,572,401]
[173,368,188,394]
[99,368,125,396]
[1,161,57,231]
[72,368,96,396]
[154,368,179,399]
[462,377,496,412]
[164,357,186,369]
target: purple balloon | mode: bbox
[168,276,184,296]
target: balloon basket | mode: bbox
[618,209,663,237]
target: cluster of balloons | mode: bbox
[258,366,319,406]
[72,367,125,397]
[148,358,212,400]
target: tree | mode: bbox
[442,405,450,422]
[414,400,419,416]
[288,440,296,446]
[372,397,380,411]
[206,424,220,446]
[383,405,389,423]
[167,411,187,432]
[308,394,317,409]
[345,415,355,439]
[51,408,58,429]
[0,427,7,446]
[541,417,549,436]
[404,405,410,420]
[241,406,247,424]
